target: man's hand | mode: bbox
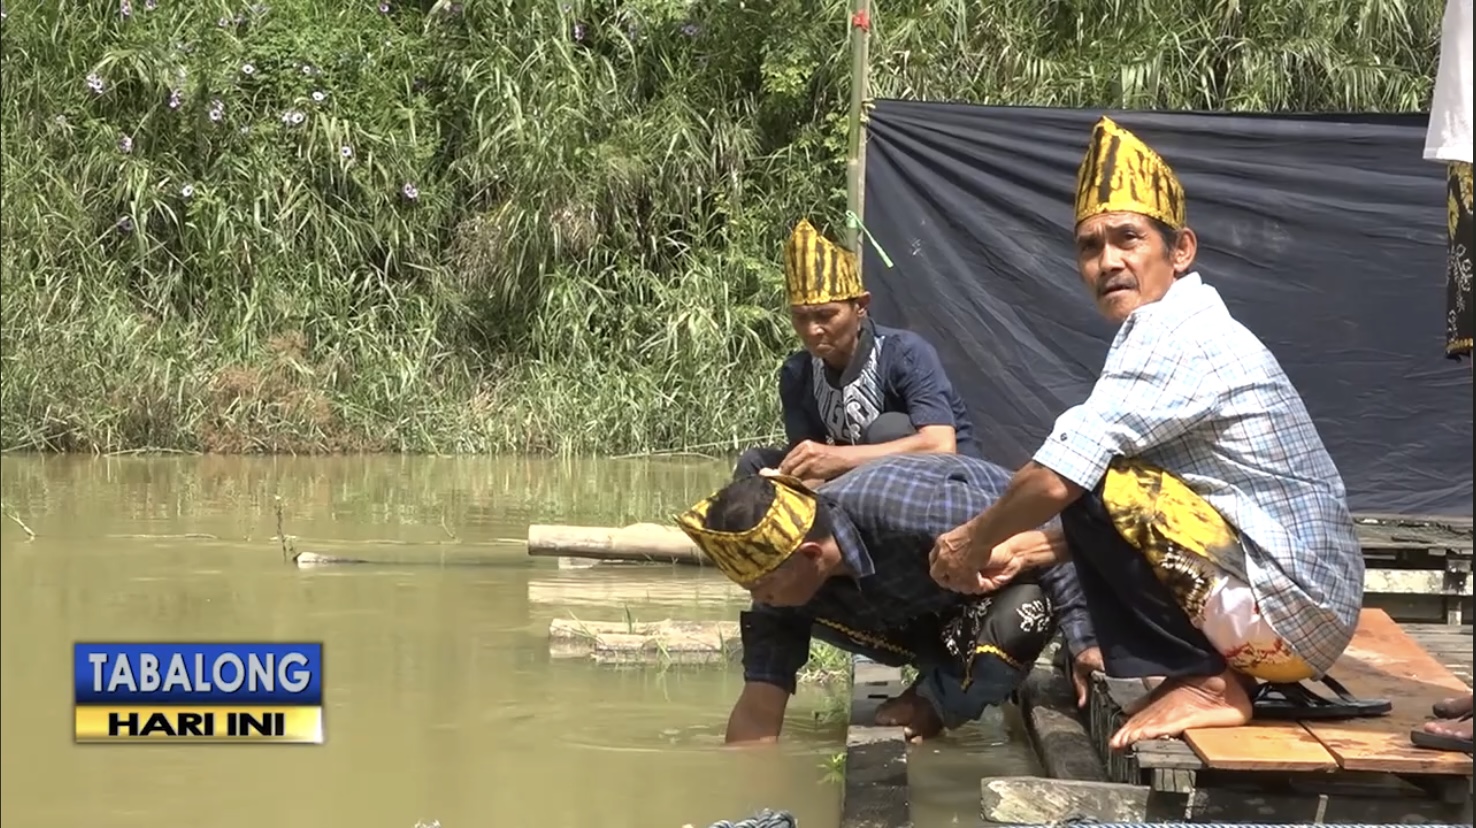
[929,522,1019,594]
[1069,646,1104,709]
[778,440,849,481]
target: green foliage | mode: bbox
[0,0,1445,454]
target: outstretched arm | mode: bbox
[727,606,813,745]
[725,682,791,745]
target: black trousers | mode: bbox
[1060,487,1226,679]
[732,411,918,480]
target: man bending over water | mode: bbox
[732,219,983,485]
[674,454,1089,744]
[929,116,1372,748]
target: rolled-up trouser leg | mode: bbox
[732,446,786,480]
[915,582,1057,730]
[860,411,917,445]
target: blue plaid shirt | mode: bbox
[1032,272,1363,675]
[740,453,1090,693]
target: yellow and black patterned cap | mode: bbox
[673,472,818,587]
[783,219,865,306]
[1074,116,1186,230]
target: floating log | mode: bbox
[547,618,740,666]
[527,523,707,566]
[292,551,370,566]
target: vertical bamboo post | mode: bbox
[844,0,873,270]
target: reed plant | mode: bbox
[0,0,1444,454]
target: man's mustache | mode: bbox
[1098,276,1137,297]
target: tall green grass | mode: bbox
[0,0,1444,454]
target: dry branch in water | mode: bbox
[2,504,37,541]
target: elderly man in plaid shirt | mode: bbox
[929,116,1384,749]
[673,454,1092,744]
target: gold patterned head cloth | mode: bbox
[673,472,818,587]
[783,219,865,306]
[1074,115,1186,231]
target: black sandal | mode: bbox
[1410,712,1474,754]
[1251,675,1392,720]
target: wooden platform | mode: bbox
[1086,612,1471,821]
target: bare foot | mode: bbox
[1109,669,1252,750]
[874,684,920,727]
[904,701,944,744]
[1421,714,1473,741]
[872,685,944,742]
[1122,677,1168,716]
[1433,693,1473,720]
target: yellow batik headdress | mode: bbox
[673,472,819,587]
[1074,116,1186,230]
[783,219,865,306]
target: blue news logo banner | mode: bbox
[75,643,323,706]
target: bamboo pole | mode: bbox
[526,523,709,566]
[844,0,874,263]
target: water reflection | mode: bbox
[0,454,1041,828]
[0,455,840,828]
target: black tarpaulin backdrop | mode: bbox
[860,101,1472,516]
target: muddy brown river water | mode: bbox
[0,455,1037,828]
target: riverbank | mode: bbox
[0,2,1445,455]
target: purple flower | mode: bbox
[167,89,183,110]
[118,134,134,153]
[400,182,419,201]
[208,99,225,121]
[119,0,133,18]
[572,22,585,41]
[116,216,134,233]
[86,73,105,95]
[680,22,699,37]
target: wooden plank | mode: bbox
[1018,667,1110,781]
[1183,720,1340,772]
[1406,623,1474,684]
[1301,609,1474,775]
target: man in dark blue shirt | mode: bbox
[675,453,1089,744]
[733,219,982,483]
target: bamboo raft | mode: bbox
[547,618,742,666]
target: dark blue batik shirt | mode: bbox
[740,453,1092,694]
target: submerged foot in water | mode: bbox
[1109,669,1252,750]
